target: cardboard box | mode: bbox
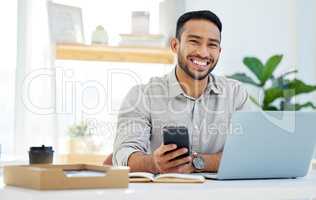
[3,164,129,190]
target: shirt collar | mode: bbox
[168,68,183,98]
[168,68,222,98]
[207,73,223,95]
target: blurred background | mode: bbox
[0,0,315,163]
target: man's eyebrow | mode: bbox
[187,34,202,40]
[187,34,220,44]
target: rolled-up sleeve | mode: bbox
[112,85,151,166]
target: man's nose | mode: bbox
[196,45,209,58]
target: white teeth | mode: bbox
[193,59,207,66]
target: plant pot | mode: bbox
[67,137,103,154]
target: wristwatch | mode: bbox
[192,152,205,170]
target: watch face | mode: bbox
[193,156,205,170]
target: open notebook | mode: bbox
[129,172,205,183]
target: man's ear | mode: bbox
[170,37,179,53]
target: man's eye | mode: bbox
[208,43,218,48]
[189,40,199,44]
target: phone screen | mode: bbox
[162,126,190,159]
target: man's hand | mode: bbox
[127,149,221,173]
[152,143,194,173]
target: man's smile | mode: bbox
[188,56,212,71]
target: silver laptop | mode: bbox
[199,111,316,180]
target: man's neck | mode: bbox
[175,66,209,99]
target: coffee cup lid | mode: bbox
[29,145,54,152]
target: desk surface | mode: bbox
[1,170,316,200]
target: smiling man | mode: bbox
[112,10,251,173]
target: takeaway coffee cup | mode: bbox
[29,145,54,164]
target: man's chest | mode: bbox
[149,95,232,153]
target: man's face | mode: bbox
[172,19,221,80]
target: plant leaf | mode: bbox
[227,73,260,87]
[262,55,283,84]
[287,79,316,95]
[263,79,316,107]
[263,87,283,107]
[243,57,264,84]
[263,105,279,111]
[294,102,316,110]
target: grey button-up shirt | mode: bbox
[113,68,251,166]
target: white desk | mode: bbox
[1,170,316,200]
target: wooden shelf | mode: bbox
[56,44,175,64]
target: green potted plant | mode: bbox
[228,55,316,110]
[67,121,102,153]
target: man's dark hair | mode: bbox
[176,10,222,40]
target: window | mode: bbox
[0,1,17,158]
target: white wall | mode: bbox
[297,0,316,84]
[159,0,185,45]
[185,0,300,78]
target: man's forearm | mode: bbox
[200,152,222,172]
[128,151,158,173]
[128,151,222,173]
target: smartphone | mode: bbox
[162,126,190,159]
